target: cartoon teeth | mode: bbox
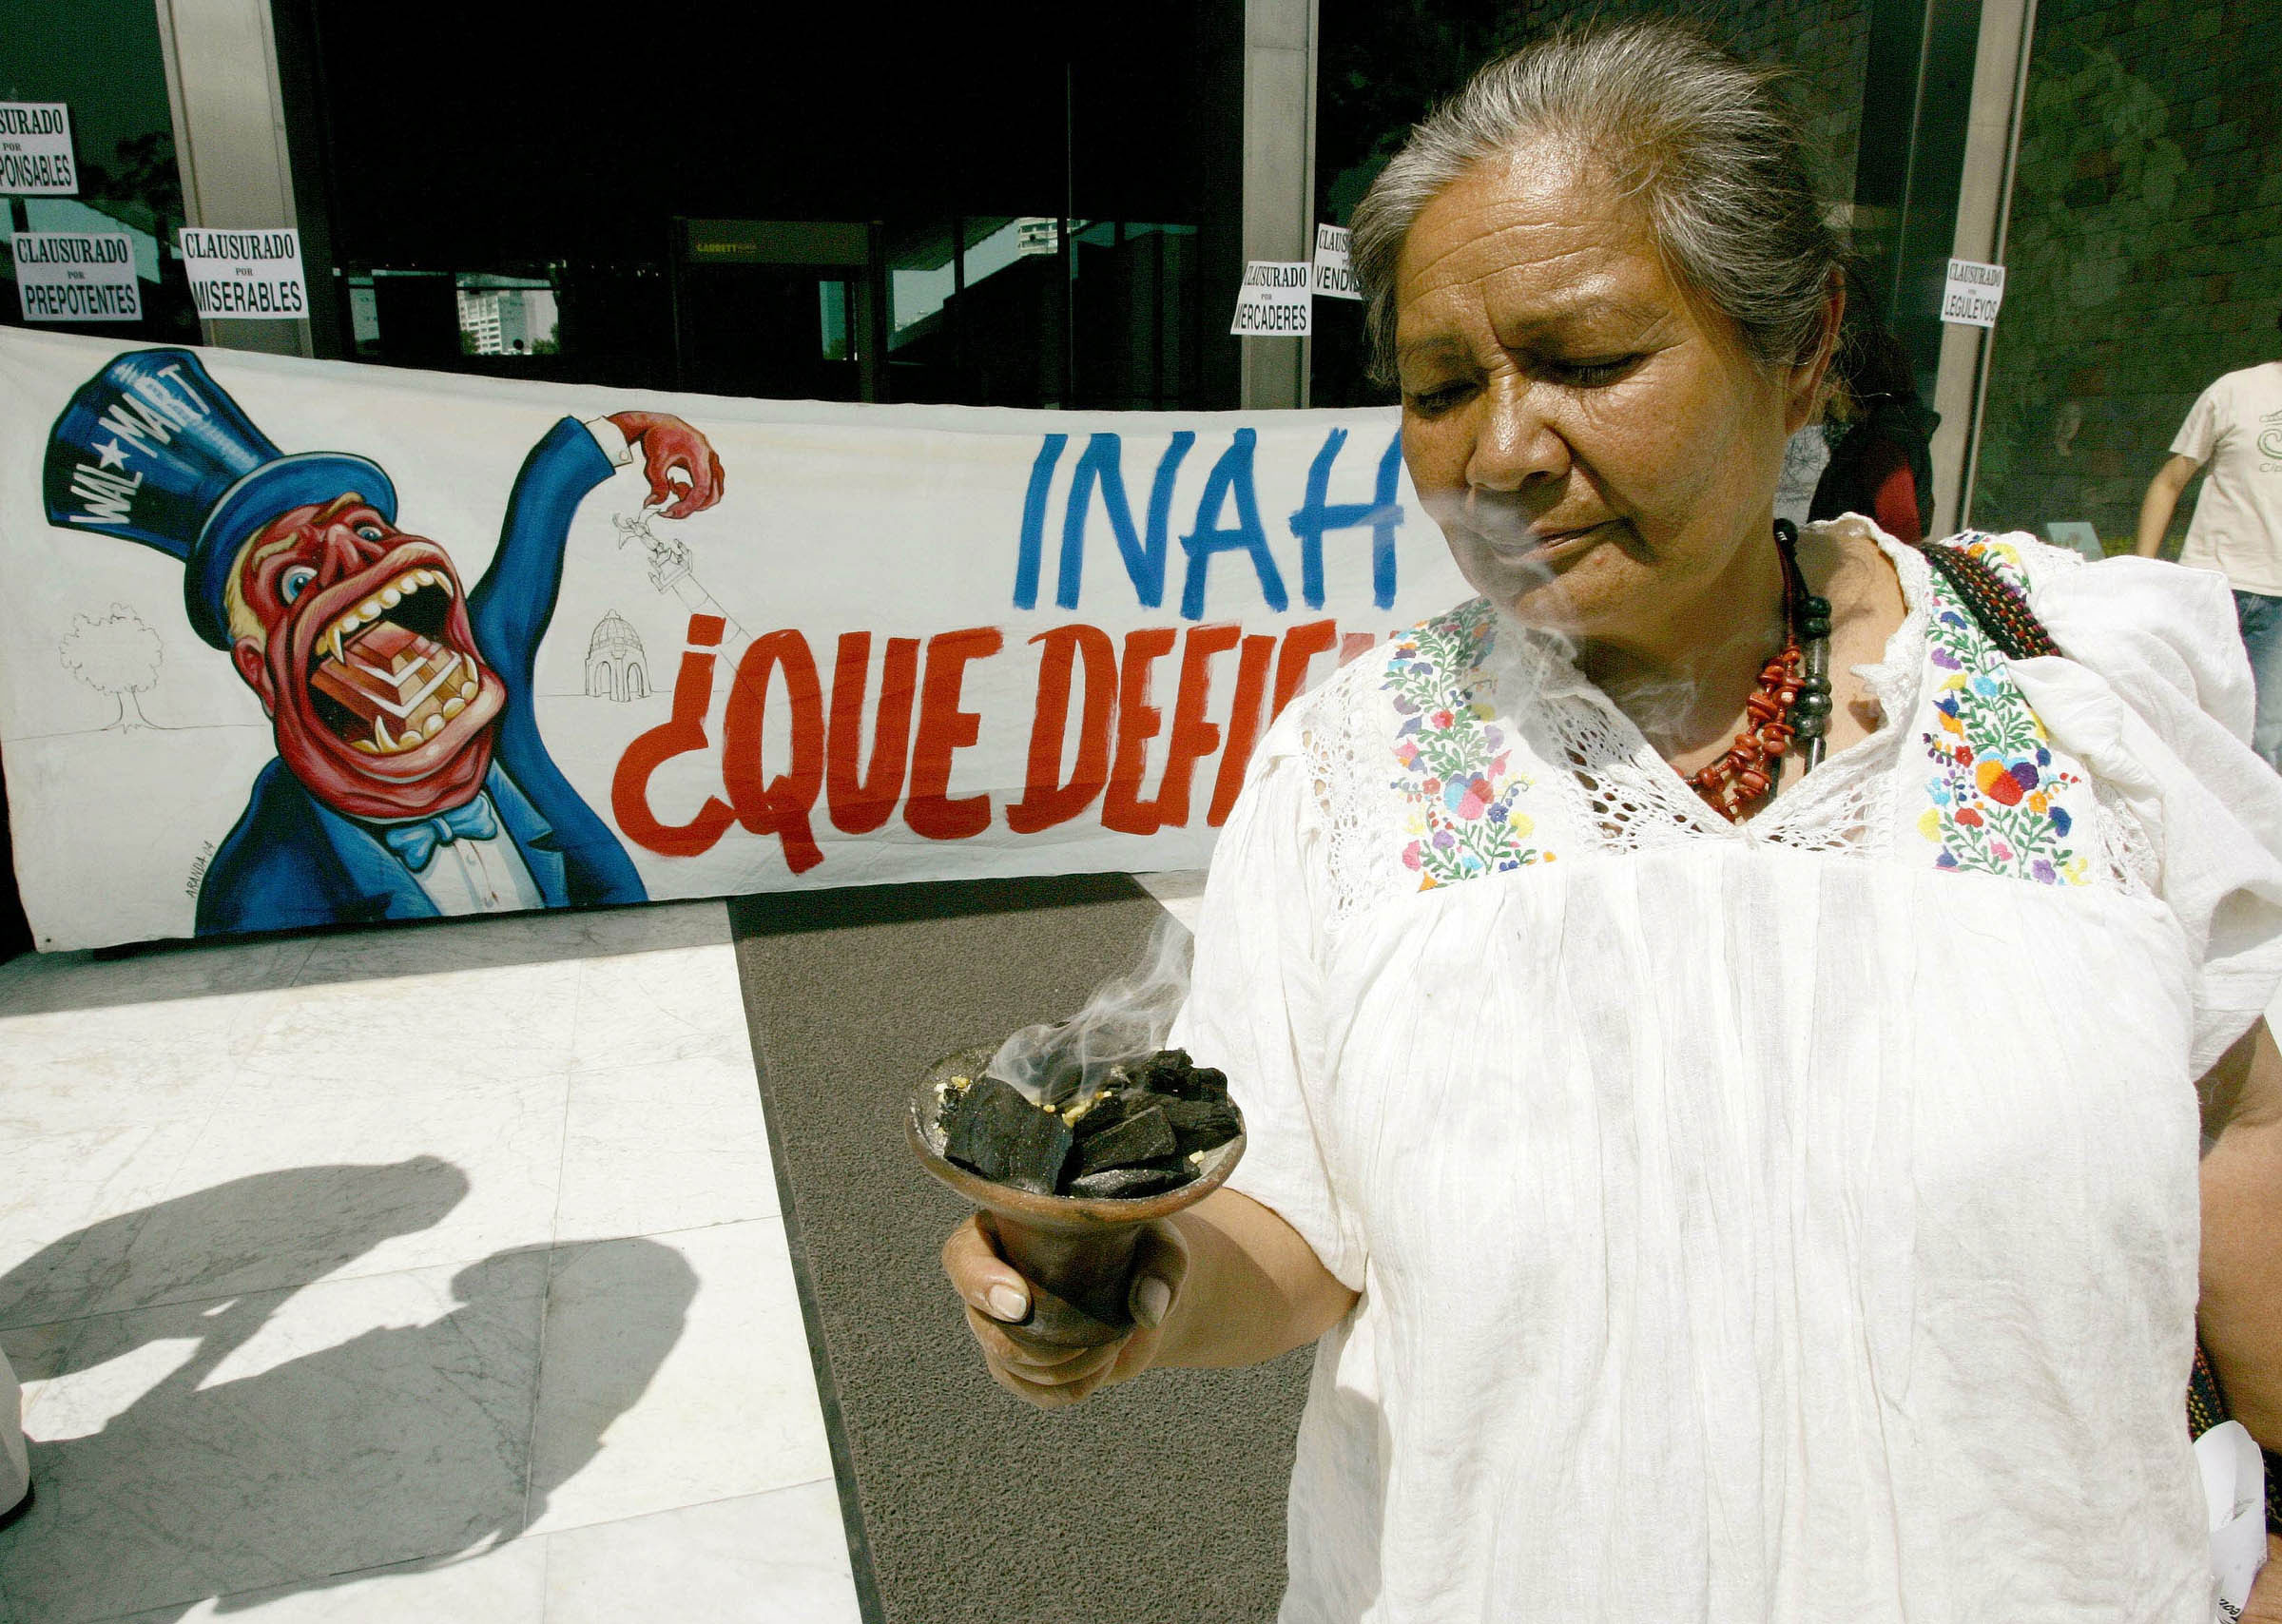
[309,589,483,759]
[318,569,454,665]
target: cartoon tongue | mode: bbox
[313,619,481,754]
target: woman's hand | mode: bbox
[940,1213,1189,1409]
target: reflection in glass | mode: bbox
[1969,18,2272,556]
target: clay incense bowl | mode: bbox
[909,1044,1246,1348]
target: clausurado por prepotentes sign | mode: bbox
[11,233,140,322]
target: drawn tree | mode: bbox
[60,605,164,730]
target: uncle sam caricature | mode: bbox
[43,349,725,936]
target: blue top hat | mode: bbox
[43,349,398,648]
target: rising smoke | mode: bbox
[1421,488,1784,755]
[988,914,1193,1106]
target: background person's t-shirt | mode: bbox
[2175,361,2282,594]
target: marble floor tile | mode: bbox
[539,1480,861,1624]
[2,1073,566,1329]
[524,1221,833,1536]
[235,962,585,1091]
[570,938,751,1072]
[548,899,731,958]
[0,1252,551,1624]
[0,938,316,1020]
[0,1318,77,1426]
[552,1054,781,1240]
[285,901,725,991]
[0,1117,213,1329]
[0,987,301,1135]
[99,1537,549,1623]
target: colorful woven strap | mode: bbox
[1910,537,2063,661]
[2190,1339,2282,1534]
[2192,1339,2233,1440]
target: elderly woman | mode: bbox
[942,21,2282,1620]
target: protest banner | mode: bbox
[0,329,1468,949]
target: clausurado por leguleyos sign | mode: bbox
[0,328,1468,949]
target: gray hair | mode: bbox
[1351,19,1840,384]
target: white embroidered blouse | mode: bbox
[1173,523,2282,1623]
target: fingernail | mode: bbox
[986,1283,1029,1323]
[1133,1274,1171,1329]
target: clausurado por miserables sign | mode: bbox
[0,328,1469,949]
[176,228,308,320]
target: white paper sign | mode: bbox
[1313,224,1362,301]
[0,103,76,195]
[177,227,308,320]
[11,233,141,323]
[1230,261,1313,337]
[1941,259,2006,328]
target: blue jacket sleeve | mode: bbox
[468,416,615,673]
[467,417,648,908]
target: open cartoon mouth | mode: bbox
[292,548,501,773]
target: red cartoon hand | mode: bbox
[607,411,725,520]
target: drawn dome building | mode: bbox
[585,610,648,702]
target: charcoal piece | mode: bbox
[1064,1156,1196,1200]
[1071,1104,1177,1178]
[1134,1049,1229,1102]
[1035,1050,1088,1110]
[943,1075,1073,1194]
[1067,1087,1151,1141]
[1158,1094,1243,1154]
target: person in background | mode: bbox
[2138,313,2282,770]
[1808,326,1939,543]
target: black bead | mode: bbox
[1801,617,1832,639]
[1804,595,1832,619]
[1795,691,1832,715]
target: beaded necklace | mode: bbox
[1683,519,1834,822]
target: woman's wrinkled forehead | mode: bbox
[1396,156,1666,333]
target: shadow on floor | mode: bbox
[0,1163,694,1623]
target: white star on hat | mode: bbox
[91,438,129,471]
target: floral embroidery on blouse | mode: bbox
[1911,534,2093,885]
[1383,599,1550,888]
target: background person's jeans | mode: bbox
[2234,590,2282,770]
